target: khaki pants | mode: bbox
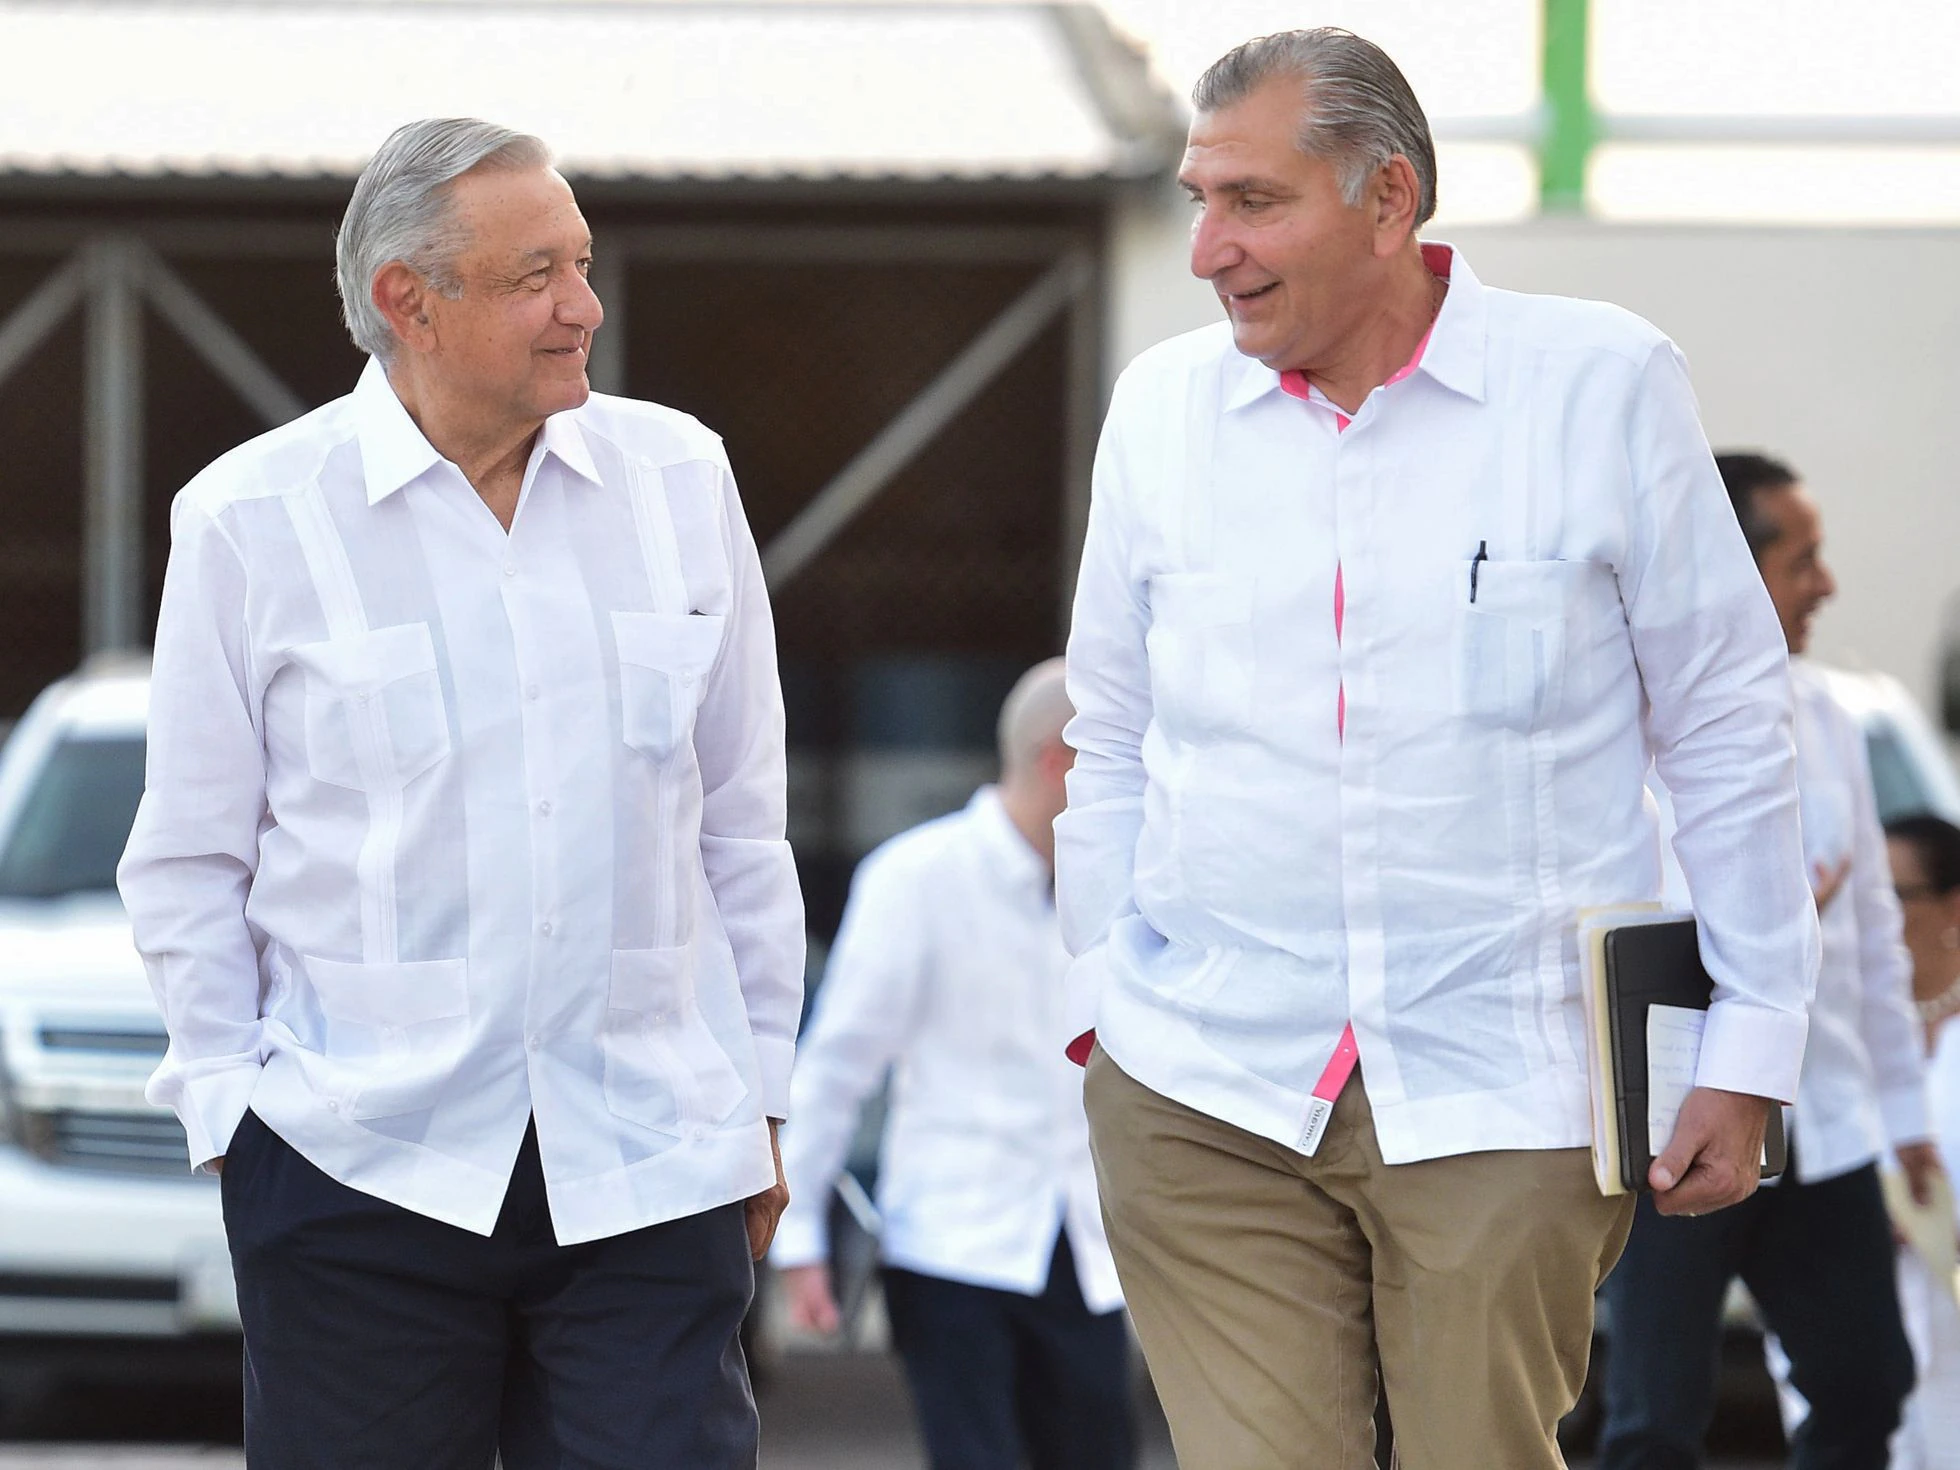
[1084,1047,1633,1470]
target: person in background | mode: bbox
[119,119,802,1468]
[1880,813,1960,1466]
[773,658,1131,1470]
[1599,453,1940,1470]
[1059,27,1818,1470]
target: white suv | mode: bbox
[0,657,237,1416]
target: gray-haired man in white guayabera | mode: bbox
[120,118,802,1469]
[774,660,1132,1470]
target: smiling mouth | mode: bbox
[1223,283,1279,304]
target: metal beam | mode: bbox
[1540,0,1595,213]
[0,252,86,391]
[762,250,1091,590]
[1602,114,1960,144]
[135,242,307,427]
[83,237,144,653]
[610,223,1083,264]
[0,220,1090,265]
[0,219,332,260]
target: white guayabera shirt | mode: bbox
[120,360,803,1245]
[1058,245,1821,1167]
[1656,660,1929,1184]
[771,788,1122,1312]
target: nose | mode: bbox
[560,268,604,335]
[1188,202,1245,283]
[1816,556,1838,602]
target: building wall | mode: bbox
[1106,186,1960,721]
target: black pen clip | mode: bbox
[1469,540,1488,603]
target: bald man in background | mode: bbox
[773,660,1132,1470]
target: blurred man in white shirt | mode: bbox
[1058,29,1818,1470]
[774,659,1131,1470]
[118,118,802,1469]
[1599,453,1939,1470]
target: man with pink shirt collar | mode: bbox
[1058,28,1818,1470]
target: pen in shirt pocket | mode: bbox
[1469,540,1488,603]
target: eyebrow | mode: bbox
[1178,176,1292,196]
[511,239,596,267]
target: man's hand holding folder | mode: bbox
[1579,908,1789,1202]
[1648,1086,1775,1216]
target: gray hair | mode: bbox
[335,118,553,361]
[1193,29,1438,228]
[997,658,1073,775]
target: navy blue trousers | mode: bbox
[221,1111,757,1470]
[881,1232,1134,1470]
[1597,1160,1913,1470]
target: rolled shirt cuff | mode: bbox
[752,1033,796,1124]
[146,1051,262,1173]
[1878,1083,1934,1148]
[1693,1000,1810,1104]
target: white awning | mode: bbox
[0,1,1179,184]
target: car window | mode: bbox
[0,735,147,898]
[1864,720,1930,825]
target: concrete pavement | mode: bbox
[0,1347,1783,1469]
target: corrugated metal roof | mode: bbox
[0,0,1182,184]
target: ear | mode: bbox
[1037,736,1077,784]
[372,261,438,356]
[1371,154,1423,257]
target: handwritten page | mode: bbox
[1646,1004,1706,1155]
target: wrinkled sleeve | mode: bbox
[694,459,805,1122]
[117,495,267,1170]
[1054,373,1153,1062]
[770,849,926,1268]
[1620,341,1818,1102]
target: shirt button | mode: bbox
[538,920,554,937]
[502,563,517,578]
[537,800,552,816]
[689,1125,710,1143]
[326,1099,341,1113]
[526,1034,542,1052]
[525,684,541,701]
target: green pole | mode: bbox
[1540,0,1594,213]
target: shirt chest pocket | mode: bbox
[292,622,451,791]
[613,611,726,763]
[1453,559,1615,731]
[1146,572,1256,735]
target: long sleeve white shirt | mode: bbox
[1657,661,1929,1182]
[772,788,1122,1312]
[1058,244,1819,1166]
[118,359,803,1245]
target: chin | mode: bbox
[1228,322,1282,366]
[538,378,592,415]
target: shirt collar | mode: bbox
[353,356,605,506]
[967,785,1051,895]
[1222,240,1490,413]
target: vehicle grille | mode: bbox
[25,1109,195,1177]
